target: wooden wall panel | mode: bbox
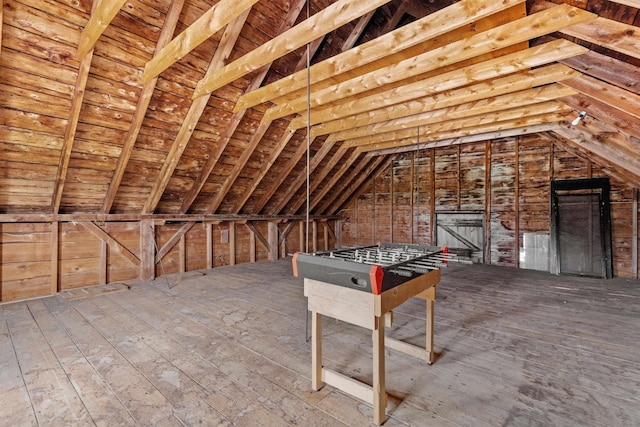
[413,153,432,245]
[490,138,517,266]
[434,146,458,210]
[59,222,102,290]
[460,143,486,211]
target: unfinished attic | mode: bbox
[1,0,640,425]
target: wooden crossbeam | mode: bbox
[326,83,576,142]
[78,222,140,267]
[103,0,186,214]
[532,0,640,60]
[178,0,306,214]
[359,112,572,153]
[235,0,525,111]
[343,102,572,147]
[192,0,392,99]
[142,10,251,214]
[76,0,127,58]
[140,0,259,83]
[287,46,584,130]
[155,222,195,263]
[264,4,594,122]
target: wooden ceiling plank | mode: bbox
[289,58,581,131]
[231,129,298,214]
[608,0,640,8]
[326,84,576,142]
[359,112,571,153]
[266,138,337,215]
[532,0,640,59]
[236,0,525,112]
[560,49,640,96]
[192,0,395,99]
[561,93,640,140]
[140,0,260,83]
[561,74,640,120]
[102,0,186,214]
[76,0,127,59]
[321,155,392,215]
[142,9,252,214]
[367,124,561,156]
[264,4,595,122]
[343,102,572,147]
[178,0,307,214]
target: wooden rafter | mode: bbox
[562,94,640,140]
[289,59,580,131]
[140,0,260,83]
[103,0,186,214]
[261,138,334,214]
[192,0,393,99]
[325,83,576,142]
[178,0,306,214]
[76,0,127,59]
[264,4,594,122]
[231,128,298,214]
[0,2,3,56]
[78,222,140,267]
[343,102,572,147]
[532,0,640,59]
[307,149,364,213]
[235,0,525,111]
[52,1,100,213]
[232,8,371,216]
[609,0,640,7]
[367,123,560,156]
[561,74,640,121]
[358,111,572,153]
[143,10,252,214]
[278,146,349,215]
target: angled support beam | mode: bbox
[264,4,594,122]
[193,0,393,98]
[155,222,195,263]
[78,222,140,267]
[244,222,270,253]
[236,0,525,111]
[179,0,307,214]
[279,221,297,246]
[143,10,252,214]
[103,0,186,213]
[76,0,127,58]
[141,0,259,82]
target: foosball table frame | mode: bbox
[304,267,441,425]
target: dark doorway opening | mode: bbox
[550,178,613,279]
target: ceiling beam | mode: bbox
[322,83,575,141]
[178,0,307,214]
[264,4,594,122]
[608,0,640,7]
[235,0,525,112]
[366,123,561,156]
[532,0,640,59]
[192,0,396,99]
[358,111,571,153]
[142,9,252,214]
[140,0,260,83]
[343,102,572,147]
[102,0,186,214]
[289,60,581,130]
[76,0,127,58]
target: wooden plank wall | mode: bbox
[341,134,640,279]
[0,219,336,302]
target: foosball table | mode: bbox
[293,243,468,425]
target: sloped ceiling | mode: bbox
[0,0,639,218]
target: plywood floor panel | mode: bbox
[1,260,639,426]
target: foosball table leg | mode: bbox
[373,317,387,425]
[422,286,436,365]
[312,311,323,390]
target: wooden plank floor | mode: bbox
[1,260,639,426]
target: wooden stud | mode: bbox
[248,225,256,263]
[141,0,259,83]
[206,223,213,269]
[100,240,108,285]
[268,222,278,261]
[179,234,186,274]
[140,220,155,281]
[192,0,393,98]
[312,220,317,253]
[430,150,436,245]
[633,189,638,279]
[229,222,235,266]
[299,221,305,253]
[50,221,59,294]
[515,136,520,268]
[485,141,492,265]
